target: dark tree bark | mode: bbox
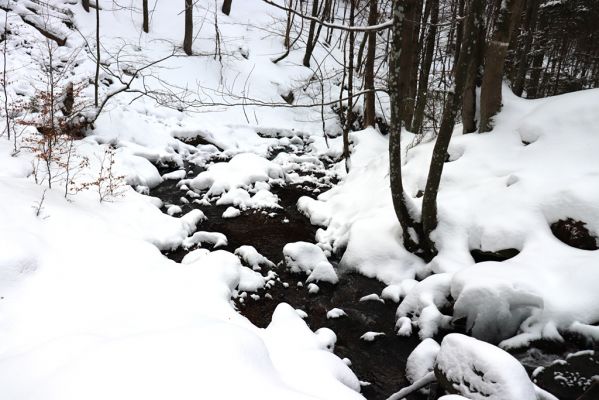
[513,0,540,96]
[396,0,418,127]
[389,0,419,253]
[398,0,419,127]
[183,0,193,55]
[342,0,356,171]
[94,1,100,107]
[142,0,149,33]
[420,0,482,257]
[222,0,232,15]
[461,0,485,133]
[82,0,90,12]
[412,0,439,134]
[478,0,524,132]
[303,0,320,67]
[363,0,378,127]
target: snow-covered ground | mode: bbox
[1,0,598,399]
[302,88,599,347]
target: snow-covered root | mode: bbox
[384,372,436,400]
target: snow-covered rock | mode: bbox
[434,334,537,400]
[283,242,338,284]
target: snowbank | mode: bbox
[301,89,599,345]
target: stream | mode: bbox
[150,134,597,400]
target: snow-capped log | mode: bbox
[0,0,71,45]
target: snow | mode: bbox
[1,0,598,396]
[360,332,385,342]
[234,245,276,271]
[308,283,320,294]
[406,338,440,389]
[182,231,228,249]
[301,88,599,345]
[435,334,538,400]
[183,152,285,200]
[283,241,338,284]
[327,308,347,319]
[222,206,241,218]
[359,293,385,303]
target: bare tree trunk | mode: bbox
[94,2,100,107]
[82,0,90,12]
[363,0,378,128]
[3,11,10,142]
[342,0,356,171]
[183,0,193,55]
[478,0,523,132]
[398,0,418,127]
[142,0,149,33]
[461,0,485,133]
[222,0,232,15]
[389,0,419,253]
[303,0,320,67]
[412,0,438,134]
[421,0,482,257]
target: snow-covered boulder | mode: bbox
[283,241,338,284]
[434,334,537,400]
[406,338,440,392]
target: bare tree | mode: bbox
[362,0,378,128]
[420,0,483,257]
[183,0,193,55]
[389,0,419,253]
[94,1,100,107]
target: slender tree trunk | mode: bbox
[512,0,539,96]
[94,2,100,107]
[461,0,485,133]
[3,11,10,142]
[420,0,482,257]
[412,0,438,134]
[82,0,90,12]
[183,0,193,55]
[342,0,355,171]
[222,0,232,15]
[478,0,523,132]
[453,0,466,66]
[389,0,419,253]
[303,0,320,67]
[142,0,149,33]
[363,0,378,127]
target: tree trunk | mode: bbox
[420,0,482,257]
[142,0,149,33]
[412,0,438,134]
[398,0,418,126]
[94,1,100,107]
[303,0,320,67]
[363,0,378,128]
[82,0,90,12]
[478,0,523,132]
[389,0,419,253]
[512,0,539,96]
[222,0,232,15]
[183,0,193,56]
[461,0,485,134]
[342,0,355,171]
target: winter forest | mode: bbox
[0,0,598,399]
